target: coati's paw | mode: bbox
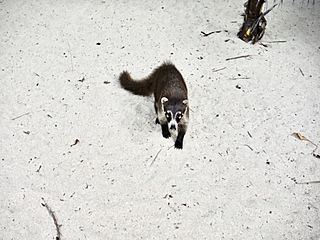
[155,118,160,124]
[161,124,171,138]
[162,130,171,138]
[174,140,183,149]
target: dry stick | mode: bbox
[228,77,250,80]
[150,148,162,166]
[244,144,254,151]
[259,42,269,48]
[201,30,222,37]
[70,139,80,147]
[296,180,320,185]
[264,40,287,43]
[41,198,62,240]
[299,68,305,76]
[11,112,30,120]
[167,145,175,150]
[67,41,74,72]
[36,165,42,173]
[212,67,226,73]
[292,133,319,158]
[226,55,251,61]
[303,137,318,157]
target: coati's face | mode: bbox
[161,97,188,132]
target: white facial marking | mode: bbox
[165,111,172,119]
[168,119,178,136]
[161,97,168,104]
[183,99,188,105]
[160,97,168,112]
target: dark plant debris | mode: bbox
[238,0,278,44]
[70,139,80,147]
[36,165,42,172]
[11,112,30,121]
[226,55,251,61]
[150,148,162,166]
[212,67,226,73]
[41,198,62,240]
[201,30,228,37]
[292,132,319,158]
[78,77,85,82]
[299,68,305,76]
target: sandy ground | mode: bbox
[1,0,320,239]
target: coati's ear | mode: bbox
[161,97,168,104]
[182,99,188,105]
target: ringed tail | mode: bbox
[119,71,154,96]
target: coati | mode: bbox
[119,62,189,149]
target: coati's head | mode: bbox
[161,97,188,132]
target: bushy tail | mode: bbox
[119,71,154,96]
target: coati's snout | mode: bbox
[169,123,176,130]
[165,111,178,132]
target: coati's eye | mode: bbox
[165,111,171,120]
[176,113,183,121]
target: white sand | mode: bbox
[1,0,319,239]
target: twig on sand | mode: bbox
[259,42,269,48]
[296,180,320,185]
[168,145,175,150]
[70,139,80,147]
[41,198,62,240]
[228,77,250,80]
[11,112,30,121]
[299,68,305,76]
[244,144,254,151]
[212,67,226,73]
[226,55,252,61]
[36,165,42,173]
[264,40,286,43]
[150,148,162,166]
[67,41,74,72]
[292,132,319,159]
[201,30,226,37]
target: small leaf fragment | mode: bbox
[292,132,307,141]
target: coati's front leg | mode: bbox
[155,101,170,138]
[154,102,160,124]
[157,111,171,138]
[161,123,171,138]
[174,125,186,149]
